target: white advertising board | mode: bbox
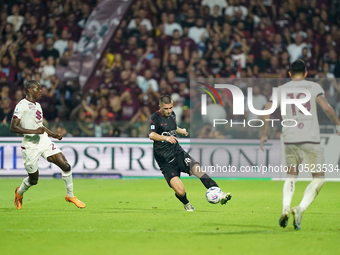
[0,137,282,178]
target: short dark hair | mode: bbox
[159,95,172,105]
[290,59,306,76]
[24,80,39,93]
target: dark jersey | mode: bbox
[149,111,184,167]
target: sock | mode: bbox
[200,173,219,189]
[299,178,325,213]
[175,193,189,204]
[62,171,74,198]
[18,177,32,196]
[282,174,297,212]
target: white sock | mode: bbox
[62,171,74,198]
[18,177,32,196]
[282,174,297,212]
[299,178,325,213]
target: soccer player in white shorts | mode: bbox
[11,80,86,209]
[260,60,340,230]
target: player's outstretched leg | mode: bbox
[299,177,325,212]
[47,153,85,208]
[170,177,195,211]
[190,164,232,205]
[15,171,39,210]
[279,174,297,227]
[291,206,302,230]
[290,176,325,230]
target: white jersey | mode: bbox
[277,80,324,143]
[13,98,49,145]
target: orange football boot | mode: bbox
[14,187,23,210]
[65,195,86,208]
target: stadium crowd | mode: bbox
[1,0,340,138]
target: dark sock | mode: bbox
[200,173,219,189]
[175,193,189,204]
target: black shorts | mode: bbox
[160,151,199,187]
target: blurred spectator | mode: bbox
[156,24,171,58]
[137,69,158,93]
[99,68,121,95]
[175,60,189,83]
[119,90,141,122]
[225,0,248,21]
[219,56,237,78]
[10,89,24,110]
[0,97,13,136]
[326,49,339,75]
[95,107,115,137]
[269,34,286,56]
[73,107,95,137]
[279,51,290,71]
[41,37,60,62]
[78,3,91,28]
[315,63,336,80]
[254,48,271,76]
[21,15,39,42]
[274,6,292,34]
[163,30,189,67]
[54,28,77,57]
[230,40,248,73]
[287,33,306,63]
[110,29,123,53]
[182,27,198,55]
[262,56,280,78]
[65,13,82,42]
[171,93,183,123]
[164,13,183,36]
[301,47,317,77]
[188,18,207,45]
[0,97,13,123]
[128,9,153,31]
[56,125,73,137]
[7,4,24,32]
[201,0,228,15]
[181,9,196,28]
[0,83,10,99]
[59,49,71,67]
[40,56,56,88]
[21,41,38,67]
[37,84,56,121]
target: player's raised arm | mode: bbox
[10,117,44,135]
[176,127,188,136]
[316,95,340,135]
[260,101,273,151]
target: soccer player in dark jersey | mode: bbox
[149,95,232,211]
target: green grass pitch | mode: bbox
[0,178,339,255]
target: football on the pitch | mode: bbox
[206,187,223,204]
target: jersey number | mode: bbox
[287,93,311,116]
[51,143,56,150]
[36,110,42,120]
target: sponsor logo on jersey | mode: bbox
[151,125,155,129]
[161,130,177,136]
[184,157,192,166]
[161,123,167,126]
[36,110,42,120]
